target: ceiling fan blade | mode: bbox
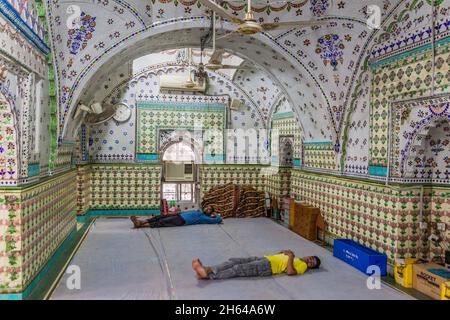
[215,31,238,41]
[208,49,225,65]
[261,19,327,31]
[218,65,254,70]
[197,0,243,24]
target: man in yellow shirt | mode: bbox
[192,250,320,280]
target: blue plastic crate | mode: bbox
[333,239,387,276]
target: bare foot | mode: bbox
[192,259,208,279]
[130,216,141,228]
[192,258,203,269]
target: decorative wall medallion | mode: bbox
[316,34,345,70]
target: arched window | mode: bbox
[162,142,195,162]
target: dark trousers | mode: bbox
[146,214,186,228]
[209,257,272,280]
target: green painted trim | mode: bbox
[369,166,388,177]
[205,154,225,162]
[33,0,58,171]
[136,153,159,161]
[272,111,295,120]
[76,215,88,223]
[27,164,40,177]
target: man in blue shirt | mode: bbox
[130,206,222,229]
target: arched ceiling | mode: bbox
[78,47,290,128]
[45,0,409,145]
[76,48,277,130]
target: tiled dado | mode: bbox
[290,170,448,262]
[76,165,91,215]
[199,165,266,197]
[264,166,291,201]
[428,187,450,260]
[303,142,336,171]
[81,164,162,211]
[0,170,77,294]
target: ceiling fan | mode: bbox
[202,11,255,72]
[198,0,326,38]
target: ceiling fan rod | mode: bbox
[213,11,216,52]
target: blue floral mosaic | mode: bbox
[67,12,96,55]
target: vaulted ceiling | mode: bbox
[45,0,433,146]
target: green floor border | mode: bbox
[0,217,94,300]
[85,209,160,217]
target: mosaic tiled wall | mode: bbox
[390,97,450,184]
[199,165,265,197]
[271,112,302,166]
[226,128,270,164]
[0,6,56,185]
[86,164,161,211]
[428,187,450,260]
[0,93,19,185]
[290,170,430,261]
[52,142,74,174]
[0,170,77,294]
[136,101,227,162]
[3,0,45,40]
[303,142,336,171]
[264,166,291,202]
[76,165,91,215]
[370,38,450,170]
[88,62,269,163]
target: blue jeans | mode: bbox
[209,257,272,280]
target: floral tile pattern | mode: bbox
[370,34,450,169]
[0,171,77,294]
[303,142,336,171]
[0,95,18,184]
[85,164,161,210]
[271,112,302,163]
[136,99,227,159]
[291,170,427,261]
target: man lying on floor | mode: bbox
[130,206,222,228]
[192,250,320,280]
